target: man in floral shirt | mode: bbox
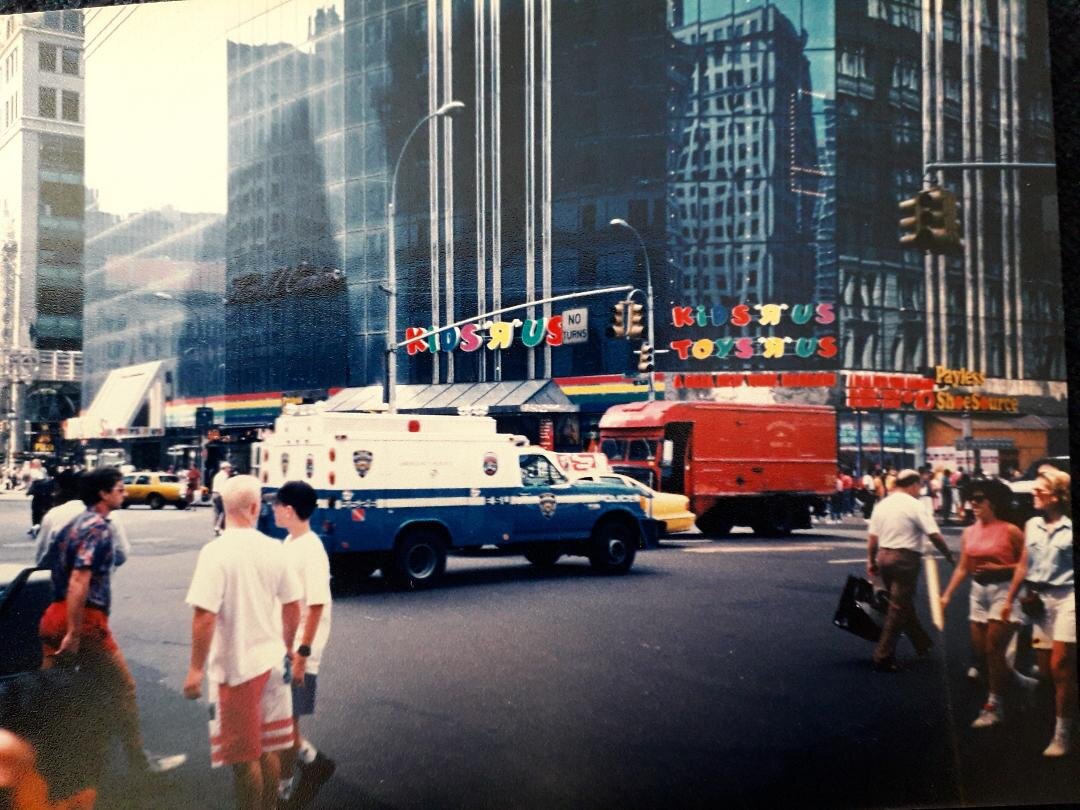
[38,467,184,780]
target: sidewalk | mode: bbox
[0,489,28,502]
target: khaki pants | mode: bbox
[874,548,932,664]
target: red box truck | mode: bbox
[598,400,836,536]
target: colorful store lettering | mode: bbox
[404,316,564,354]
[668,302,838,360]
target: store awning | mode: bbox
[64,361,167,440]
[324,380,579,415]
[933,415,1056,432]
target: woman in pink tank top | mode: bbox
[940,479,1031,729]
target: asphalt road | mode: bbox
[1,499,1077,809]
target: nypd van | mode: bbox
[253,408,657,588]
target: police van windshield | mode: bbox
[519,454,567,487]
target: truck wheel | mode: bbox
[524,547,561,568]
[148,494,165,511]
[752,510,793,538]
[389,530,447,588]
[696,511,733,538]
[588,519,636,574]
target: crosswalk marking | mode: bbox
[828,558,868,564]
[685,544,834,554]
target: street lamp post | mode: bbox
[385,100,466,413]
[610,218,655,401]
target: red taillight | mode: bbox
[329,448,336,462]
[261,470,268,483]
[408,419,421,432]
[329,471,336,485]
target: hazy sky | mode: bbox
[84,0,231,216]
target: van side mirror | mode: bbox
[662,440,674,467]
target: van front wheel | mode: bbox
[389,530,447,589]
[588,520,637,574]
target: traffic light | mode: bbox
[636,342,654,373]
[924,186,962,255]
[898,192,926,249]
[607,301,628,338]
[899,186,962,255]
[195,406,214,432]
[626,302,645,339]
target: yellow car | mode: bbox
[121,471,187,510]
[574,472,696,535]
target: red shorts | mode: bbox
[208,667,294,768]
[39,601,119,657]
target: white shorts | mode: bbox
[968,581,1021,624]
[1030,585,1077,646]
[208,659,294,768]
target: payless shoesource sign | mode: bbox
[931,366,1019,413]
[845,366,1019,413]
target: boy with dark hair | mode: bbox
[272,481,335,807]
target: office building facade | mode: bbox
[0,10,84,462]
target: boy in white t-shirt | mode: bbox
[272,480,335,808]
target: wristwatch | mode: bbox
[297,644,312,658]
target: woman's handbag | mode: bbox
[1019,586,1046,619]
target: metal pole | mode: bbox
[610,219,654,401]
[393,284,632,350]
[386,101,465,413]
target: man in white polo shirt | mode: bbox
[867,469,955,672]
[183,475,302,809]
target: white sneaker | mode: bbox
[146,752,187,774]
[966,666,980,681]
[971,703,1003,729]
[1043,733,1071,758]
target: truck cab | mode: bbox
[253,408,657,587]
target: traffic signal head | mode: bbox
[606,301,628,338]
[626,302,645,339]
[924,186,962,255]
[636,342,654,373]
[899,193,926,249]
[899,186,962,255]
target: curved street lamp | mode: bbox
[385,100,466,413]
[610,218,655,401]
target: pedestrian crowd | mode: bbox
[1,463,337,809]
[864,463,1075,759]
[830,463,989,525]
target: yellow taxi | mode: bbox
[121,471,187,510]
[574,472,696,535]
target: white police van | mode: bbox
[253,408,657,588]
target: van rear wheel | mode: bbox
[588,520,636,574]
[389,530,447,588]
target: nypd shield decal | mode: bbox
[353,449,373,478]
[539,492,557,518]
